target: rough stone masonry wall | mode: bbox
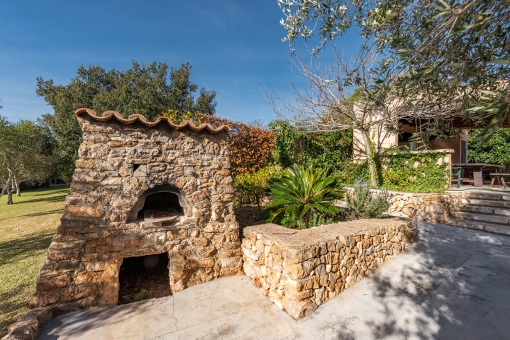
[344,188,459,222]
[242,219,416,320]
[29,110,243,313]
[384,191,450,222]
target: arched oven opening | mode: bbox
[128,185,188,226]
[139,191,184,221]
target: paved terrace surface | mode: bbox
[39,222,510,340]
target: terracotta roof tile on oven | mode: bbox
[75,108,230,134]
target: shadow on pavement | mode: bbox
[359,222,510,339]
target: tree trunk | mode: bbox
[1,171,13,202]
[15,179,20,196]
[0,183,7,197]
[362,130,378,187]
[7,191,13,205]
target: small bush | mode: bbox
[234,165,285,211]
[200,114,275,176]
[306,211,335,228]
[346,179,390,220]
[265,165,344,229]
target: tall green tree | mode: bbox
[278,0,510,134]
[36,60,217,182]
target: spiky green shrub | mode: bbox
[346,179,390,220]
[265,165,344,229]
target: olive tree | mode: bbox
[267,44,406,186]
[0,118,54,204]
[278,0,510,134]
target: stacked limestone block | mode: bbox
[343,188,454,222]
[29,109,243,312]
[384,191,450,222]
[242,219,416,320]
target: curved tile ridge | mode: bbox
[74,108,230,134]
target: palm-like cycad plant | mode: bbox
[265,165,344,229]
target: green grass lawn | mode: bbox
[0,186,68,337]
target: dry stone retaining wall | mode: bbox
[242,219,416,320]
[344,188,461,222]
[384,191,450,222]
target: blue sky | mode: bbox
[0,0,359,124]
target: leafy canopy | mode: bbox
[278,0,510,133]
[0,117,54,203]
[468,128,510,168]
[36,60,216,182]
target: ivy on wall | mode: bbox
[269,120,352,170]
[379,148,449,193]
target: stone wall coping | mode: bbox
[344,187,449,198]
[243,218,409,248]
[75,108,230,134]
[383,148,454,154]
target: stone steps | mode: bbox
[450,211,510,225]
[444,218,510,237]
[463,191,510,201]
[459,204,510,217]
[460,198,510,209]
[443,190,510,237]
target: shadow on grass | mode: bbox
[0,231,54,266]
[0,209,64,222]
[24,187,69,197]
[0,281,33,338]
[15,194,68,205]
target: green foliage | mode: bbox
[336,160,370,186]
[36,60,216,182]
[278,0,509,131]
[234,165,285,210]
[468,129,510,170]
[335,148,449,193]
[265,165,344,229]
[135,289,148,301]
[379,148,449,193]
[161,109,203,125]
[167,63,217,116]
[345,180,390,220]
[0,117,55,203]
[306,211,335,228]
[269,120,352,169]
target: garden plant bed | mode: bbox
[242,218,416,320]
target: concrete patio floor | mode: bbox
[38,221,510,340]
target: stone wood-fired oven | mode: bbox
[29,109,242,312]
